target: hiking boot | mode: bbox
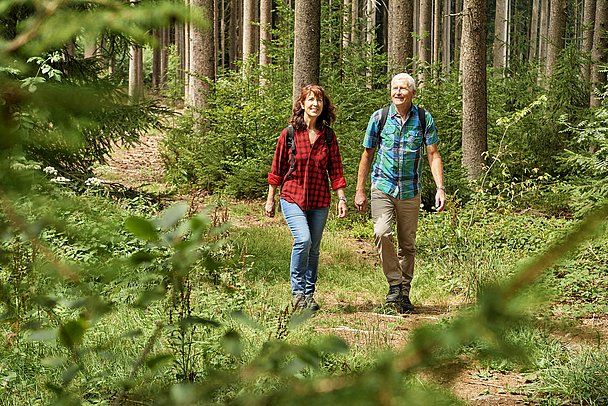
[399,295,414,313]
[305,295,320,311]
[386,283,402,304]
[292,293,306,311]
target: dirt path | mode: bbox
[101,132,538,405]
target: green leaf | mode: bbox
[27,328,57,342]
[135,285,167,308]
[130,250,157,265]
[156,202,189,230]
[61,364,80,385]
[58,319,88,348]
[288,310,313,329]
[41,357,68,368]
[230,310,263,331]
[316,335,349,353]
[145,353,173,369]
[222,329,242,357]
[125,216,158,241]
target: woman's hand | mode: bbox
[265,199,276,217]
[337,200,347,218]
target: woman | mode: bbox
[265,84,347,311]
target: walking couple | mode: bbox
[265,73,446,313]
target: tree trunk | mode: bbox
[582,0,597,84]
[161,27,169,87]
[590,0,608,107]
[214,0,220,76]
[293,0,321,100]
[188,0,215,109]
[545,0,565,78]
[128,44,144,101]
[152,29,162,90]
[454,0,462,67]
[220,0,226,68]
[351,0,359,44]
[343,0,351,49]
[538,0,550,66]
[493,0,508,74]
[388,0,414,74]
[242,0,255,64]
[366,0,375,88]
[433,0,442,66]
[529,0,540,61]
[176,22,186,95]
[442,0,451,74]
[461,0,487,180]
[259,0,272,66]
[418,0,432,74]
[229,0,240,69]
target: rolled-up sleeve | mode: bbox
[268,129,288,185]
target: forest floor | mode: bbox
[97,132,607,405]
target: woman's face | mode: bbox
[301,91,324,120]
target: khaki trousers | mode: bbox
[371,185,420,296]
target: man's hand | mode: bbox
[354,190,368,213]
[435,189,446,212]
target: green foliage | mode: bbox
[558,91,608,217]
[163,68,291,196]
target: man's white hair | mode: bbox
[391,73,416,91]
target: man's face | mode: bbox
[391,78,415,109]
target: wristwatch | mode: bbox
[338,196,347,203]
[436,186,446,191]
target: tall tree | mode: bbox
[433,0,442,66]
[581,0,601,81]
[590,0,608,107]
[229,0,240,69]
[529,0,540,61]
[343,0,352,49]
[388,0,414,74]
[187,0,215,109]
[493,0,508,73]
[293,0,321,99]
[545,0,566,78]
[582,0,597,84]
[454,0,462,66]
[418,0,432,75]
[365,0,375,88]
[128,43,144,100]
[242,0,255,64]
[351,0,359,44]
[442,0,451,73]
[538,0,549,66]
[461,0,487,179]
[152,29,162,89]
[259,0,272,66]
[128,0,143,100]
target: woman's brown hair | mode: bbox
[289,84,337,131]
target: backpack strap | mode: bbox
[418,107,426,141]
[378,105,390,135]
[324,126,334,146]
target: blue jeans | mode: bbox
[280,199,329,296]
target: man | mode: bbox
[355,72,446,312]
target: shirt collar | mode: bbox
[389,102,416,120]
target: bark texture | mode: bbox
[461,0,487,179]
